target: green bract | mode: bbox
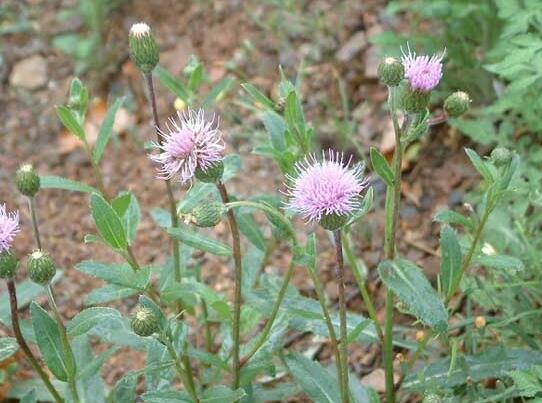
[16,164,40,197]
[27,250,56,285]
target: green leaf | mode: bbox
[77,346,120,380]
[110,374,137,403]
[241,83,275,110]
[111,192,141,244]
[378,259,448,332]
[465,148,495,183]
[94,97,124,164]
[20,389,37,403]
[202,77,235,108]
[178,183,215,214]
[30,302,68,381]
[346,186,374,226]
[473,254,525,271]
[261,110,287,151]
[76,260,150,289]
[284,91,306,147]
[90,193,128,251]
[440,225,462,299]
[285,353,341,403]
[40,175,97,194]
[509,365,542,398]
[201,386,246,403]
[188,63,204,92]
[85,284,138,305]
[0,337,18,361]
[67,307,123,338]
[237,213,266,251]
[370,147,394,187]
[155,66,190,102]
[168,227,232,256]
[56,105,86,140]
[404,347,542,391]
[433,209,473,230]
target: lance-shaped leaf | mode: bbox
[378,259,448,332]
[370,147,394,187]
[440,225,462,299]
[168,227,231,256]
[90,193,127,251]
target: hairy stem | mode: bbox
[343,233,383,341]
[382,86,403,403]
[7,280,64,403]
[216,181,243,389]
[334,230,350,403]
[144,72,182,286]
[240,258,295,367]
[46,286,79,403]
[164,338,199,402]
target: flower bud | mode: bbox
[444,91,471,117]
[319,213,348,231]
[27,250,56,285]
[186,201,227,227]
[474,315,486,329]
[131,307,160,337]
[195,161,224,183]
[402,88,431,113]
[378,57,404,87]
[129,23,159,74]
[0,251,19,279]
[490,147,512,167]
[16,164,40,197]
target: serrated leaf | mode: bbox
[94,97,124,164]
[285,353,341,403]
[168,227,231,256]
[30,302,68,381]
[67,307,123,338]
[40,175,97,194]
[90,193,127,251]
[440,225,462,299]
[378,259,448,332]
[370,147,394,187]
[56,105,86,140]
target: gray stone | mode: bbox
[9,55,47,90]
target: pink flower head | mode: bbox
[401,44,444,92]
[150,109,224,184]
[0,204,19,253]
[286,151,368,223]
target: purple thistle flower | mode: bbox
[150,109,224,184]
[0,204,19,253]
[286,151,368,223]
[401,45,444,92]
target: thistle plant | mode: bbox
[0,19,528,403]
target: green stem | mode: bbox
[7,280,64,403]
[28,197,42,249]
[333,229,349,403]
[306,263,344,401]
[164,338,199,402]
[382,86,403,403]
[343,233,383,341]
[217,182,243,389]
[241,258,295,366]
[46,286,80,403]
[446,207,491,304]
[144,72,182,288]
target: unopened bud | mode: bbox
[195,161,224,183]
[16,164,40,197]
[27,250,56,285]
[378,57,404,87]
[129,23,159,74]
[490,147,512,167]
[319,213,348,231]
[402,88,431,113]
[0,251,19,279]
[474,316,486,329]
[186,201,227,227]
[131,307,159,337]
[415,330,426,343]
[444,91,471,117]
